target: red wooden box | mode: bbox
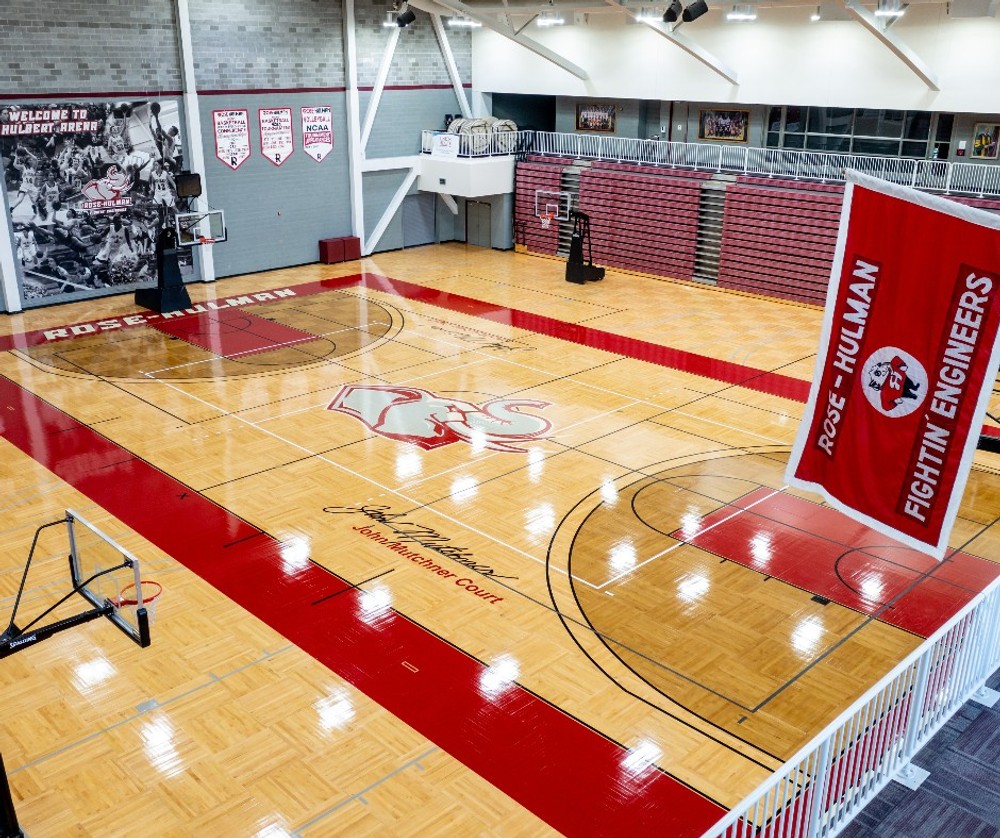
[318,238,345,264]
[318,236,362,264]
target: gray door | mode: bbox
[402,193,436,248]
[467,201,492,248]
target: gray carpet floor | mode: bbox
[840,667,1000,838]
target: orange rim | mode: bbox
[115,580,163,607]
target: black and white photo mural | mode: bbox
[1,100,191,307]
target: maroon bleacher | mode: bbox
[514,158,567,255]
[577,165,704,280]
[717,177,845,304]
[518,159,1000,307]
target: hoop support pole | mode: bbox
[0,753,24,838]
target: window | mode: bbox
[764,106,947,159]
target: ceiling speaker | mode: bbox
[682,0,709,21]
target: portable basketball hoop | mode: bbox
[0,509,157,659]
[540,213,554,229]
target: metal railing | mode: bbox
[529,131,1000,199]
[420,129,534,158]
[702,575,1000,838]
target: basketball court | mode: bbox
[1,244,998,835]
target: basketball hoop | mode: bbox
[540,213,554,229]
[114,580,163,622]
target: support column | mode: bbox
[343,0,366,247]
[175,0,216,282]
[0,184,20,314]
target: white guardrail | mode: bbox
[703,575,1000,838]
[422,128,1000,198]
[421,128,534,158]
[532,131,1000,198]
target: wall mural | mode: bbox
[1,100,191,307]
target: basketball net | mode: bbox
[540,214,554,229]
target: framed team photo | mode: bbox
[698,109,750,143]
[576,103,616,133]
[971,123,1000,159]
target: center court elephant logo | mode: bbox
[328,384,552,452]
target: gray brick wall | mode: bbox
[355,1,471,88]
[0,0,181,95]
[189,0,345,91]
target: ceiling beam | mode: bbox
[843,0,940,90]
[408,0,591,79]
[607,0,739,84]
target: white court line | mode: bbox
[137,369,594,586]
[594,486,788,590]
[124,287,798,592]
[664,409,790,445]
[139,321,371,377]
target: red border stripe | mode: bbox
[0,374,725,836]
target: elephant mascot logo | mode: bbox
[328,384,552,453]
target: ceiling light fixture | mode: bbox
[537,9,566,25]
[875,0,905,16]
[810,5,821,19]
[726,3,757,19]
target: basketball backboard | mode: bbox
[67,510,153,647]
[176,209,227,247]
[534,189,572,221]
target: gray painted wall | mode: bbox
[197,92,352,278]
[363,168,409,252]
[364,88,465,158]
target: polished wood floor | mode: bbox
[1,244,998,836]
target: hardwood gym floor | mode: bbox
[1,244,998,836]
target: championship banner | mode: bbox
[212,109,250,170]
[259,107,294,167]
[787,171,1000,559]
[300,106,333,163]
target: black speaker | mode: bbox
[682,0,709,21]
[396,7,416,26]
[175,172,202,198]
[663,0,682,22]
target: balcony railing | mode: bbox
[528,131,1000,199]
[420,129,534,158]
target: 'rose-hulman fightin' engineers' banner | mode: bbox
[787,170,1000,560]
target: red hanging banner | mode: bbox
[787,171,1000,559]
